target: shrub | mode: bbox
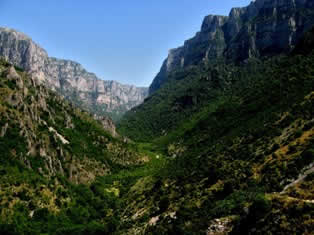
[249,194,272,219]
[294,129,303,138]
[287,145,297,154]
[270,143,280,152]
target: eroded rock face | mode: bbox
[94,114,117,137]
[207,216,236,235]
[4,66,24,89]
[149,0,314,94]
[0,60,145,184]
[0,27,148,120]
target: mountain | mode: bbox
[149,0,314,94]
[0,59,146,183]
[115,26,314,234]
[1,38,313,234]
[1,0,314,234]
[119,0,314,141]
[0,58,150,233]
[116,1,314,232]
[0,27,148,121]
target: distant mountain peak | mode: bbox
[149,0,314,94]
[0,27,148,120]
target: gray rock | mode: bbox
[207,216,236,235]
[3,66,24,89]
[94,114,117,137]
[149,0,314,94]
[0,27,148,120]
[0,123,8,137]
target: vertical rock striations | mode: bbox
[149,0,314,94]
[0,27,148,120]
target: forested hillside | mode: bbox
[115,27,314,234]
[0,0,313,234]
[0,59,146,234]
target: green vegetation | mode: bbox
[1,25,314,235]
[115,31,314,233]
[0,59,146,234]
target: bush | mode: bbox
[249,194,272,219]
[0,224,16,235]
[301,149,314,159]
[296,149,314,168]
[294,129,303,138]
[287,145,297,154]
[270,143,280,152]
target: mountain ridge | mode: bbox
[149,0,314,94]
[0,58,151,233]
[0,60,144,183]
[0,1,314,234]
[116,24,314,233]
[0,27,148,121]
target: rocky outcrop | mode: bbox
[0,27,148,120]
[0,59,144,183]
[94,114,117,137]
[149,0,314,94]
[206,216,237,235]
[3,66,24,89]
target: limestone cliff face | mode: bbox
[225,0,314,60]
[93,114,117,137]
[0,28,48,82]
[0,60,144,184]
[149,0,314,94]
[0,27,148,120]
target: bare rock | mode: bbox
[94,114,117,137]
[149,0,314,94]
[0,27,148,119]
[0,123,8,137]
[207,216,237,235]
[4,66,24,89]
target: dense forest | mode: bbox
[0,0,314,234]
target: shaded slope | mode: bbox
[118,0,314,141]
[0,59,146,234]
[115,31,314,234]
[149,0,314,94]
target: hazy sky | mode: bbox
[0,0,252,86]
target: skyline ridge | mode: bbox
[0,0,252,86]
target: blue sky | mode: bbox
[0,0,252,86]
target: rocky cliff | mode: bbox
[0,27,148,120]
[0,59,144,184]
[118,25,314,234]
[149,0,314,94]
[0,59,150,233]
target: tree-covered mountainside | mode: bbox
[0,59,148,234]
[118,0,314,141]
[149,0,314,95]
[115,28,314,234]
[1,0,314,234]
[1,38,313,233]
